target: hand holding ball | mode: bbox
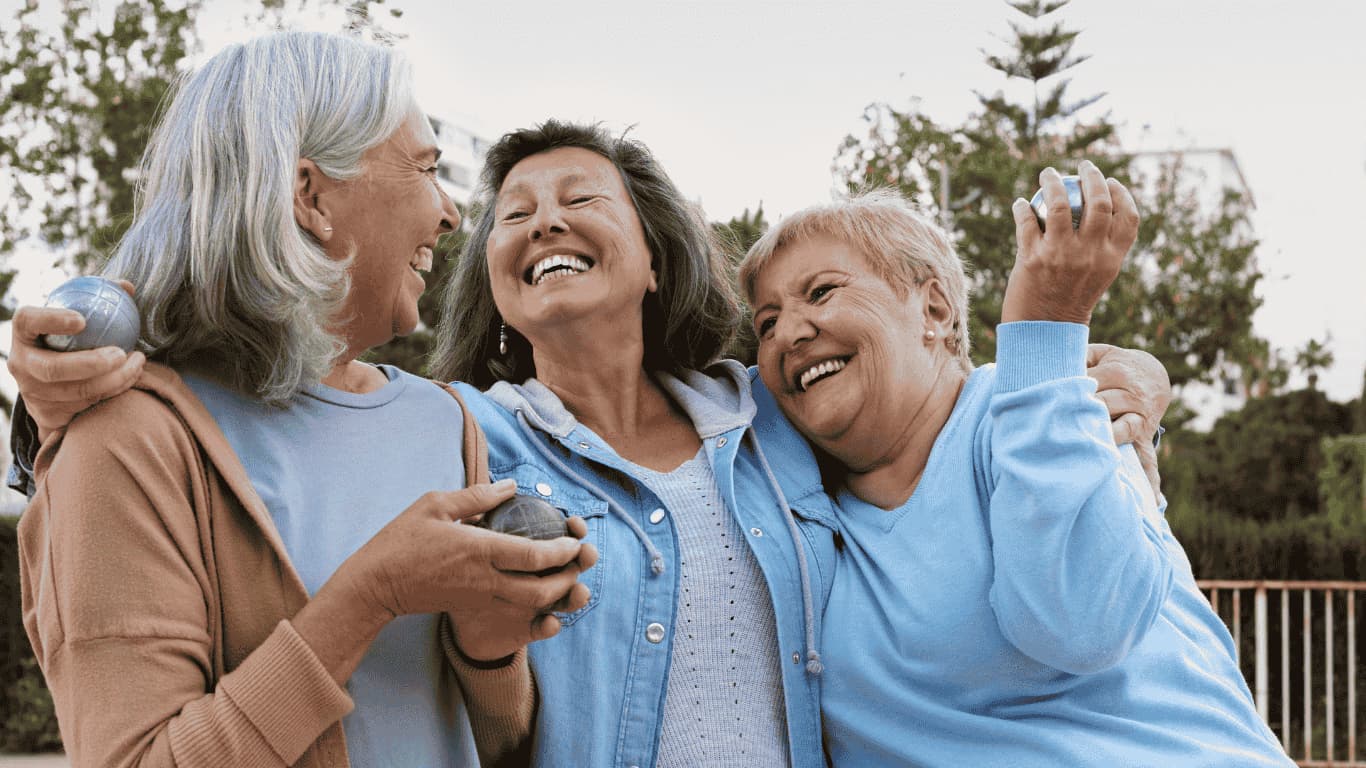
[479,494,570,541]
[40,276,140,352]
[1030,174,1085,232]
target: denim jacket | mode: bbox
[454,360,840,768]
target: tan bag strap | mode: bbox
[434,381,491,487]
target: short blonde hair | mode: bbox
[738,189,972,371]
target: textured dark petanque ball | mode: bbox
[1030,174,1085,232]
[481,495,569,540]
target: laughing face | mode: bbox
[751,234,942,463]
[325,110,460,351]
[485,147,657,347]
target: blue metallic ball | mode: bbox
[41,276,141,352]
[1030,174,1085,232]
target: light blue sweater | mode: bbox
[819,322,1291,767]
[183,366,479,768]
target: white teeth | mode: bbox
[798,358,848,392]
[531,254,592,285]
[411,246,433,273]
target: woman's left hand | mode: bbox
[1086,343,1171,446]
[1087,343,1169,499]
[1004,162,1140,325]
[447,515,600,662]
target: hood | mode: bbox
[484,359,756,440]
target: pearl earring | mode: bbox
[924,330,937,341]
[499,323,508,356]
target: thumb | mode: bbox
[440,479,518,522]
[115,279,137,299]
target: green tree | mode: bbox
[710,206,769,365]
[1294,334,1335,391]
[834,0,1265,395]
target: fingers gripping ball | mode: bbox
[480,495,570,541]
[1030,174,1085,232]
[40,276,140,352]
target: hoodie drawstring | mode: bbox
[748,431,824,676]
[515,411,666,575]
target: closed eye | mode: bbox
[810,284,836,301]
[501,210,529,222]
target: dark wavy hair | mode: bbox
[430,120,741,388]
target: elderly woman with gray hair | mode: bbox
[9,32,596,768]
[738,173,1293,766]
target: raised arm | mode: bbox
[985,164,1172,675]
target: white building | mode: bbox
[428,114,492,206]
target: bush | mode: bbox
[1320,435,1366,532]
[1,514,62,752]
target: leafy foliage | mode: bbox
[834,0,1264,394]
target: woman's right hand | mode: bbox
[297,480,595,681]
[7,284,146,442]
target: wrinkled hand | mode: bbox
[1087,343,1171,446]
[1088,343,1169,501]
[7,280,145,442]
[340,481,597,661]
[449,514,600,662]
[1004,162,1140,325]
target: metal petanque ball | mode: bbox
[41,276,140,352]
[481,494,569,541]
[1030,174,1085,232]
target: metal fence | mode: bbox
[1198,580,1366,767]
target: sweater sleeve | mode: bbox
[18,391,352,768]
[984,321,1173,675]
[439,613,536,768]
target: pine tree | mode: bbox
[835,0,1265,397]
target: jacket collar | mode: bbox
[485,359,757,441]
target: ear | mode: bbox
[647,268,659,293]
[920,278,954,339]
[294,159,337,243]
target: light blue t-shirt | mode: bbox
[184,365,478,768]
[820,323,1292,767]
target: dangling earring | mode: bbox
[499,323,508,356]
[924,329,937,341]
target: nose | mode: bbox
[437,187,461,234]
[528,203,568,241]
[772,309,818,351]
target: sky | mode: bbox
[3,0,1364,404]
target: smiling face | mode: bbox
[326,110,460,351]
[485,146,656,345]
[752,233,944,461]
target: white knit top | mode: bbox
[632,449,791,768]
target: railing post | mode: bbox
[1282,588,1290,752]
[1255,586,1268,720]
[1350,590,1357,763]
[1305,588,1313,762]
[1328,590,1335,761]
[1234,589,1243,664]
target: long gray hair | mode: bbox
[430,120,741,387]
[103,31,414,401]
